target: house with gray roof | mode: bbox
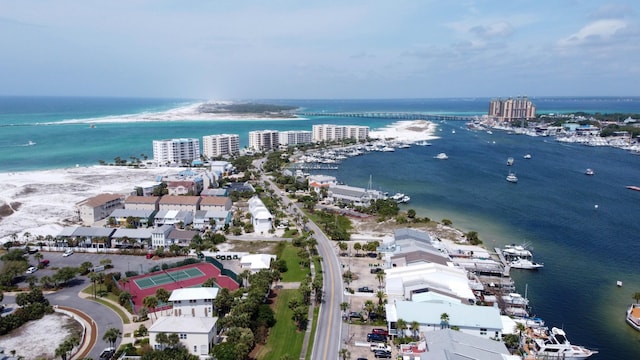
[56,226,115,248]
[154,210,193,227]
[111,228,152,249]
[417,329,518,360]
[386,299,503,340]
[193,210,232,231]
[328,184,386,206]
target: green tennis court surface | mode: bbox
[134,267,205,289]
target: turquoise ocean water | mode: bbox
[1,96,640,358]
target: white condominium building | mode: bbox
[153,138,201,165]
[312,124,369,142]
[248,130,279,151]
[279,130,312,146]
[202,134,240,158]
[488,96,536,122]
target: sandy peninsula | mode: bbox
[369,119,439,142]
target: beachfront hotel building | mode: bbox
[152,138,201,166]
[248,130,279,151]
[312,124,369,142]
[278,130,312,146]
[202,134,240,158]
[488,96,536,122]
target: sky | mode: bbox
[0,1,638,99]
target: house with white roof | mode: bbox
[148,316,218,359]
[240,254,276,273]
[169,287,219,317]
[154,210,193,227]
[386,299,503,339]
[384,262,475,303]
[248,196,273,234]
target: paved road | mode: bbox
[255,158,344,360]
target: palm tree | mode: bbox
[410,321,420,340]
[514,322,527,349]
[375,290,386,305]
[338,348,350,360]
[102,327,122,348]
[239,269,252,287]
[396,318,407,338]
[440,313,450,329]
[340,301,349,315]
[34,252,44,264]
[633,292,640,304]
[375,271,385,287]
[143,295,159,320]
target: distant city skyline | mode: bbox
[1,1,638,99]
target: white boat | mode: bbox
[509,257,544,270]
[415,140,432,146]
[381,146,395,152]
[531,327,597,359]
[502,244,533,259]
[435,153,448,160]
[626,303,640,331]
[399,195,410,203]
[585,168,594,175]
[391,193,405,201]
[507,157,515,166]
[506,172,518,183]
[524,154,532,159]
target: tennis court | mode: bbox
[134,267,205,289]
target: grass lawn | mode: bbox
[305,306,320,360]
[278,243,309,282]
[81,284,131,324]
[256,289,305,360]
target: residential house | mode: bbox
[193,210,232,231]
[154,210,193,227]
[386,299,503,339]
[200,188,228,197]
[165,229,200,248]
[308,174,337,197]
[158,195,201,213]
[247,196,272,234]
[148,316,218,359]
[124,195,160,212]
[169,288,219,317]
[240,254,276,273]
[76,193,125,225]
[199,196,232,212]
[418,329,518,360]
[57,226,115,249]
[108,209,155,228]
[151,225,174,249]
[110,228,152,249]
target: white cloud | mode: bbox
[558,19,628,47]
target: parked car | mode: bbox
[99,347,115,360]
[358,286,375,293]
[370,343,391,352]
[367,333,387,342]
[63,249,74,257]
[38,259,50,268]
[371,328,389,336]
[25,266,37,274]
[348,311,362,319]
[370,267,384,274]
[374,350,392,358]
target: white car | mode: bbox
[63,249,74,257]
[26,266,37,274]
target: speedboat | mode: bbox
[523,154,532,159]
[585,168,594,175]
[509,258,544,270]
[531,327,597,359]
[626,303,640,331]
[506,172,518,183]
[507,157,515,166]
[435,153,448,160]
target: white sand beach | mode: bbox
[369,120,439,142]
[0,166,180,243]
[0,120,437,243]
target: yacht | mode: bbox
[523,154,532,159]
[507,157,515,166]
[509,257,544,270]
[585,168,594,176]
[626,303,640,331]
[381,146,395,152]
[531,327,597,359]
[415,140,432,146]
[435,153,448,160]
[506,172,518,183]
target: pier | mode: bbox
[296,111,475,122]
[288,163,339,170]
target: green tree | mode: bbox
[440,313,450,329]
[103,327,122,348]
[396,318,407,337]
[407,209,416,219]
[339,348,350,360]
[53,267,78,287]
[633,292,640,304]
[156,288,171,306]
[143,295,159,320]
[410,321,420,340]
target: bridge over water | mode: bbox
[296,111,476,121]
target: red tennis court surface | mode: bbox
[121,262,240,312]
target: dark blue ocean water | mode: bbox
[1,96,640,358]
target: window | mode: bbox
[189,299,197,303]
[180,333,187,339]
[480,328,487,335]
[194,345,197,353]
